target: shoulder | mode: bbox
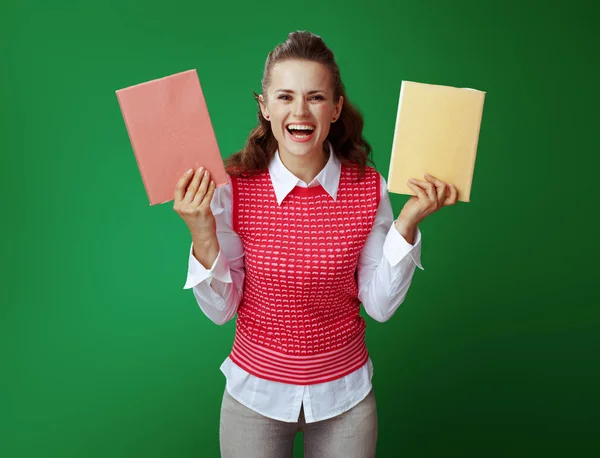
[229,168,269,182]
[364,165,380,179]
[229,170,271,202]
[229,169,269,187]
[341,163,380,183]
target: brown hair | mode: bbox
[225,30,374,178]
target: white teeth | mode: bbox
[287,124,315,131]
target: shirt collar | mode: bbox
[268,141,341,206]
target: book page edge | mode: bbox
[387,80,407,192]
[464,93,486,202]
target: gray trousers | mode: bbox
[219,388,378,458]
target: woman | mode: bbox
[174,31,457,458]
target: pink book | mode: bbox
[116,69,228,205]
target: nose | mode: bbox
[292,98,309,117]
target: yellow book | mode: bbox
[387,81,486,203]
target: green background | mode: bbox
[2,0,599,456]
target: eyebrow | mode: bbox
[275,89,327,95]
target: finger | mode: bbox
[424,174,447,203]
[424,173,444,186]
[407,181,427,200]
[192,169,211,206]
[444,184,458,206]
[435,182,447,204]
[423,180,437,202]
[185,167,204,203]
[175,168,194,203]
[200,180,217,209]
[437,184,447,204]
[410,178,436,202]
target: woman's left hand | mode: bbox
[398,173,458,227]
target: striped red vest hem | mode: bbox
[230,329,370,385]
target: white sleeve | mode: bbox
[357,174,424,322]
[182,178,245,325]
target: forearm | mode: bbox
[191,232,220,270]
[360,256,418,322]
[358,219,423,323]
[394,218,417,245]
[185,244,245,325]
[193,271,243,325]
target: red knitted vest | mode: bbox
[229,164,381,384]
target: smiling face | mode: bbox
[259,59,344,165]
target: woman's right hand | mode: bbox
[173,167,217,241]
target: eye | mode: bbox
[278,94,291,101]
[310,95,325,101]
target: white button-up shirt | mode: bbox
[183,143,424,423]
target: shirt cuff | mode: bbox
[383,223,424,270]
[183,244,233,289]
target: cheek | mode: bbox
[314,105,335,123]
[269,104,286,121]
[313,107,335,135]
[267,106,285,135]
[271,125,285,142]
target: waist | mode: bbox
[229,328,369,385]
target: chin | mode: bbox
[284,140,316,155]
[278,128,326,157]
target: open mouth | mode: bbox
[286,123,316,142]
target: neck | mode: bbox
[278,143,329,184]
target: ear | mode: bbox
[332,95,344,122]
[258,94,270,121]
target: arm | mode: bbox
[181,177,245,325]
[357,174,424,323]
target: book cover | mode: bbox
[387,81,486,203]
[116,69,227,205]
